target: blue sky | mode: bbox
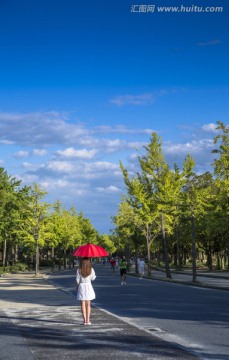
[0,0,228,233]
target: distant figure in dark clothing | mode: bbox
[119,255,127,285]
[110,258,116,275]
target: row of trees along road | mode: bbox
[112,121,229,281]
[0,178,116,275]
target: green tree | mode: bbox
[120,161,159,276]
[120,133,173,276]
[98,234,117,256]
[211,121,229,270]
[112,197,143,265]
[0,168,30,267]
[60,208,81,268]
[78,212,99,244]
[28,184,49,276]
[45,202,82,269]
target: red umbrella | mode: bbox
[72,243,109,258]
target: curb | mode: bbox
[127,272,229,291]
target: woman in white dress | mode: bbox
[76,257,96,325]
[138,257,145,279]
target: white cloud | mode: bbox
[164,139,214,155]
[14,149,47,158]
[162,138,215,173]
[103,139,125,152]
[0,140,15,145]
[56,147,97,159]
[0,111,89,147]
[72,189,88,196]
[80,162,121,180]
[94,125,153,135]
[40,179,88,196]
[13,150,29,158]
[110,93,156,106]
[88,161,119,171]
[32,149,47,156]
[0,112,153,156]
[46,160,75,173]
[22,162,36,169]
[0,110,221,233]
[96,185,121,194]
[127,153,139,163]
[49,179,69,188]
[25,158,121,183]
[201,123,218,133]
[110,90,167,106]
[17,173,39,183]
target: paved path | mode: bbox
[0,272,198,360]
[132,267,229,290]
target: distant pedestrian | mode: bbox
[110,258,116,275]
[138,257,145,279]
[76,257,96,325]
[115,257,119,270]
[119,255,127,285]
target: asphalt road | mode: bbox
[0,272,198,360]
[47,264,229,360]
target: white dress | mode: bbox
[138,260,145,275]
[76,268,96,301]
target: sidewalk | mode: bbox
[128,266,229,290]
[147,268,229,290]
[0,271,198,360]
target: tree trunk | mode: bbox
[11,242,15,266]
[3,237,7,267]
[51,247,55,272]
[146,241,151,276]
[220,254,224,270]
[35,234,40,276]
[125,243,131,271]
[173,244,177,267]
[135,245,139,274]
[63,249,67,269]
[161,212,172,279]
[207,248,213,271]
[146,226,151,276]
[176,226,182,270]
[58,247,62,270]
[216,253,221,270]
[227,240,229,271]
[15,244,18,263]
[224,253,227,270]
[183,252,187,266]
[154,251,161,267]
[191,212,197,282]
[68,247,72,269]
[227,197,229,271]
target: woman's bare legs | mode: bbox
[81,300,91,324]
[81,301,87,323]
[85,300,91,323]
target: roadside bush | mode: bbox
[39,259,54,267]
[14,262,28,272]
[1,266,11,273]
[0,263,28,274]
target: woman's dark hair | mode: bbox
[79,257,92,277]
